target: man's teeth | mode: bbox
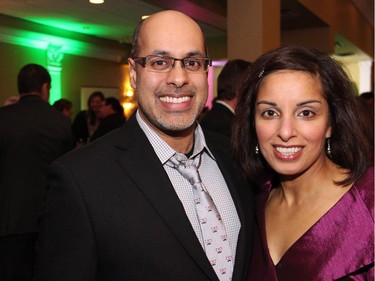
[276,147,301,156]
[160,96,190,103]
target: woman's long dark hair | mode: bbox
[87,91,104,126]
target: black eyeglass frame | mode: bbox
[133,55,212,73]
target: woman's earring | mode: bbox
[255,145,259,155]
[326,138,331,156]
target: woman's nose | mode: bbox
[277,117,296,141]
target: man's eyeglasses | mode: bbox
[133,55,212,73]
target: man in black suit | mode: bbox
[33,10,254,281]
[0,64,73,280]
[200,59,252,138]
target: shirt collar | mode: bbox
[136,110,215,164]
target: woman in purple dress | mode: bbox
[232,46,374,280]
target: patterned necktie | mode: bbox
[168,154,233,281]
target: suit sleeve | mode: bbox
[33,160,98,281]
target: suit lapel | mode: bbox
[114,115,219,281]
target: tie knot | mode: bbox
[168,154,201,185]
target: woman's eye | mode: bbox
[298,110,315,118]
[262,110,278,118]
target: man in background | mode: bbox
[90,97,126,142]
[52,98,74,122]
[0,63,73,280]
[200,59,252,138]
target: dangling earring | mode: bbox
[326,138,331,156]
[255,145,259,155]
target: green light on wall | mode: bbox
[47,44,64,104]
[0,25,127,103]
[47,65,62,104]
[0,26,125,61]
[18,17,120,42]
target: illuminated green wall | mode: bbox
[0,14,129,114]
[0,41,125,117]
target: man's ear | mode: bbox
[128,58,137,90]
[40,83,50,102]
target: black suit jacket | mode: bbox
[34,113,254,281]
[200,102,234,138]
[0,95,73,237]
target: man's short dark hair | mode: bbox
[105,97,124,115]
[217,59,252,100]
[17,64,51,94]
[53,98,73,112]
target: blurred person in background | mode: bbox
[72,91,104,146]
[200,59,252,138]
[0,63,73,281]
[52,98,73,122]
[90,97,126,142]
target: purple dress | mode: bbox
[249,168,374,281]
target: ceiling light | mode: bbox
[89,0,104,4]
